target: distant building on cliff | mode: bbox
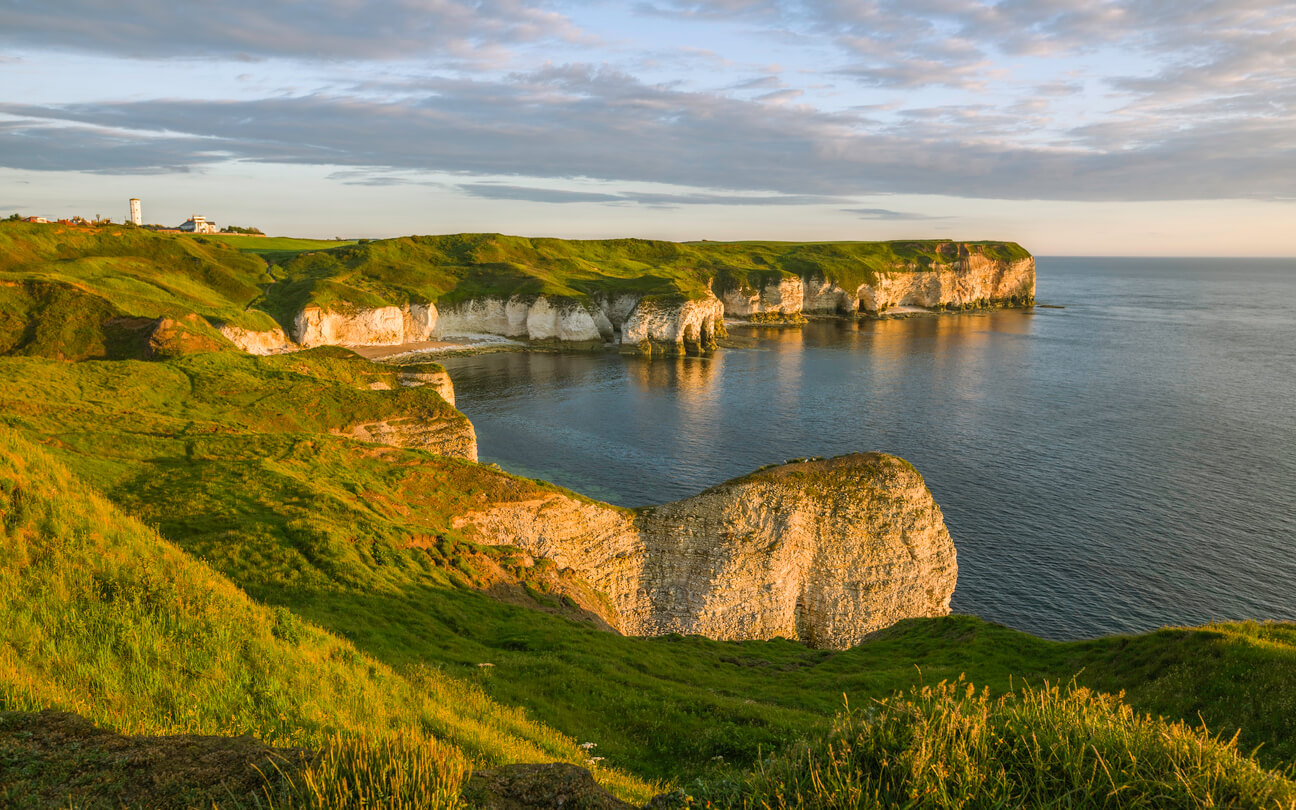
[129,198,142,226]
[179,215,217,234]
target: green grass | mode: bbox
[196,233,358,265]
[0,426,657,807]
[706,679,1295,808]
[0,221,281,359]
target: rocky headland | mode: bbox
[451,453,957,649]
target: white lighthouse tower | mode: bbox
[129,198,142,226]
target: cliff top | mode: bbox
[0,223,1031,356]
[260,233,1033,322]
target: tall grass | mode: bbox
[0,427,656,806]
[260,731,468,810]
[714,679,1296,809]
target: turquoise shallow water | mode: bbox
[438,258,1296,640]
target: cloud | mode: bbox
[2,54,1294,203]
[458,184,844,206]
[844,208,949,221]
[0,0,587,60]
[3,2,1294,205]
[459,184,626,203]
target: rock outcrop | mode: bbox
[395,363,457,407]
[217,324,294,355]
[336,416,478,461]
[803,251,1036,316]
[293,303,436,348]
[434,296,610,346]
[620,293,726,355]
[722,276,805,320]
[452,453,956,649]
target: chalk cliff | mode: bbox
[293,303,437,348]
[721,276,805,321]
[395,363,457,407]
[216,324,294,355]
[620,292,726,356]
[433,296,610,346]
[802,250,1036,316]
[281,242,1033,354]
[451,453,956,649]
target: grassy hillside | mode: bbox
[0,221,280,359]
[1,351,1293,798]
[0,427,656,807]
[3,410,1293,806]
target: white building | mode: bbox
[179,215,218,234]
[129,198,142,226]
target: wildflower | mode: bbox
[477,663,494,668]
[579,741,597,749]
[587,756,605,764]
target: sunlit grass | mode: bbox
[708,679,1296,808]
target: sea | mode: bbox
[437,258,1296,640]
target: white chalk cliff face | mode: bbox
[620,292,726,355]
[433,296,610,344]
[451,453,957,649]
[856,255,1036,313]
[722,276,804,318]
[281,249,1033,353]
[216,324,294,355]
[330,367,476,459]
[396,365,457,407]
[293,303,437,348]
[803,255,1037,315]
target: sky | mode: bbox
[1,0,1294,255]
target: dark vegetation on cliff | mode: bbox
[1,222,1291,807]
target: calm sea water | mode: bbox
[439,258,1296,640]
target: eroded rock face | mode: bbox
[336,416,478,461]
[452,454,956,649]
[803,253,1037,315]
[620,292,726,355]
[396,364,457,407]
[294,303,438,347]
[217,324,294,355]
[857,256,1036,313]
[722,276,805,319]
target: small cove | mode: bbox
[439,257,1296,640]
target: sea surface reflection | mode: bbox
[440,258,1296,639]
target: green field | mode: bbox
[196,233,359,264]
